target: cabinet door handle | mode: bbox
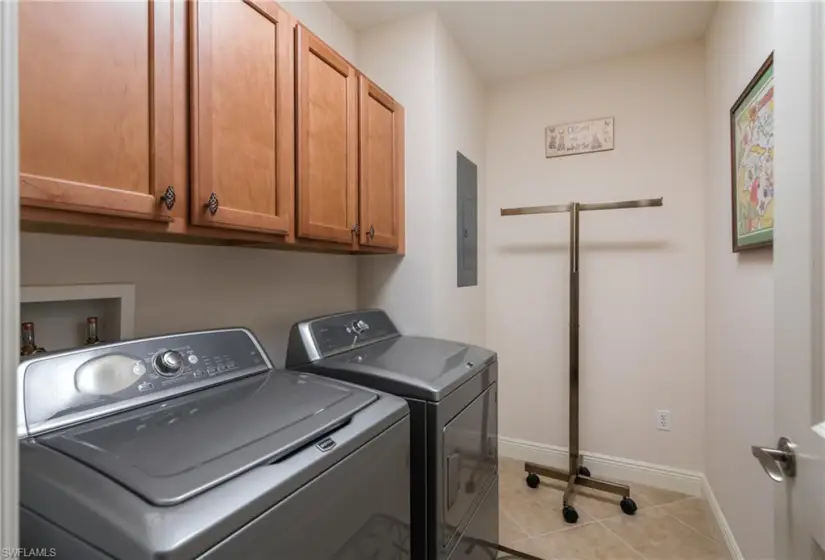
[351,223,360,236]
[368,225,375,239]
[159,186,176,211]
[204,192,219,215]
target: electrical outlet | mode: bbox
[656,409,671,431]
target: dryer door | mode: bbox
[441,381,497,550]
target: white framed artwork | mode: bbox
[545,117,614,158]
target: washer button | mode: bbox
[138,382,154,392]
[193,370,204,378]
[133,362,146,376]
[218,364,227,372]
[187,355,199,365]
[206,367,217,375]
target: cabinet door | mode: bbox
[295,26,358,245]
[19,1,175,221]
[359,77,404,250]
[191,0,293,235]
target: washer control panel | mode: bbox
[18,328,271,437]
[124,330,265,394]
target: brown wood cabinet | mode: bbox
[19,0,175,222]
[359,77,405,250]
[295,25,358,246]
[190,0,293,236]
[19,0,404,255]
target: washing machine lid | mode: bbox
[319,336,496,401]
[38,370,377,506]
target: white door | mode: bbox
[757,2,825,559]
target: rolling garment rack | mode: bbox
[500,196,664,524]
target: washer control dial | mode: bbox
[154,350,184,377]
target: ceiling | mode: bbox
[327,1,718,83]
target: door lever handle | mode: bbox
[751,437,796,482]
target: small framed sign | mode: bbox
[545,117,614,159]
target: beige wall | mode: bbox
[19,1,361,366]
[357,13,487,347]
[20,234,357,365]
[485,42,706,471]
[704,2,774,557]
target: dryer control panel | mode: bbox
[286,309,400,364]
[18,328,271,438]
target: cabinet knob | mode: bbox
[368,225,375,239]
[351,223,360,235]
[204,192,219,215]
[159,186,176,211]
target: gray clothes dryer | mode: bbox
[286,310,499,560]
[18,328,411,560]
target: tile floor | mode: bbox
[498,458,730,560]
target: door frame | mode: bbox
[0,0,20,549]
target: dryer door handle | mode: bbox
[446,452,461,510]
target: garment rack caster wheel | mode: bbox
[620,497,638,516]
[577,466,591,477]
[525,473,540,489]
[562,504,579,524]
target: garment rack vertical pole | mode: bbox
[500,196,663,523]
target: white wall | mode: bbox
[431,17,487,345]
[19,1,360,366]
[357,13,487,346]
[356,12,439,337]
[486,42,706,472]
[280,1,356,61]
[704,2,774,557]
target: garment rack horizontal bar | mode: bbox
[500,197,663,216]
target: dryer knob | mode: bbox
[155,350,183,377]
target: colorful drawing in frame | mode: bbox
[730,52,774,252]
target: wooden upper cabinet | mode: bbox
[190,0,293,235]
[295,26,358,245]
[359,77,404,250]
[19,1,175,221]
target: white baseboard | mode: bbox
[702,475,744,560]
[498,436,704,496]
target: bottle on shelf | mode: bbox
[84,316,100,346]
[20,322,46,356]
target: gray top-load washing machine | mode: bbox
[286,310,499,560]
[18,328,411,559]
